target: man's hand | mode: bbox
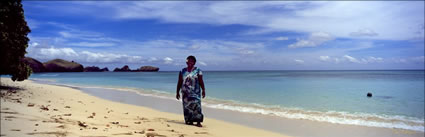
[202,91,205,98]
[176,93,180,100]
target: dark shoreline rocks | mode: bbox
[133,66,159,72]
[43,59,84,72]
[84,66,109,72]
[113,65,159,72]
[24,57,159,73]
[23,57,46,73]
[113,65,131,72]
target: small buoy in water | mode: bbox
[367,92,372,97]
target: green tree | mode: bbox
[0,0,32,82]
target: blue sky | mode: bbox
[23,1,424,71]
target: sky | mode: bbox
[23,1,424,71]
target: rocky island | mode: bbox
[24,57,159,73]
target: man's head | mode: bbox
[186,55,196,66]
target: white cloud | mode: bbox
[26,19,40,29]
[80,51,143,63]
[29,42,39,48]
[40,47,78,58]
[288,32,333,48]
[343,55,361,63]
[68,42,116,47]
[198,61,207,66]
[239,49,255,55]
[319,56,330,61]
[107,1,421,40]
[275,37,289,40]
[319,55,384,64]
[148,57,158,62]
[189,44,201,50]
[366,56,383,63]
[294,59,305,64]
[40,1,423,40]
[349,28,378,37]
[164,57,174,64]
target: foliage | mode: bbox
[0,0,32,81]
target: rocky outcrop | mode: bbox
[23,57,46,73]
[84,66,109,72]
[100,67,109,72]
[367,92,372,98]
[113,65,159,72]
[133,66,159,72]
[43,59,84,72]
[113,65,131,72]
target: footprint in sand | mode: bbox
[134,130,145,134]
[27,103,35,107]
[112,132,133,135]
[194,132,208,134]
[146,132,166,137]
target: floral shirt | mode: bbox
[180,67,203,99]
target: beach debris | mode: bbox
[134,130,145,134]
[87,116,94,118]
[63,113,72,116]
[53,109,58,111]
[57,125,65,129]
[104,116,108,119]
[134,121,141,124]
[147,128,155,131]
[146,132,156,137]
[367,92,373,97]
[27,103,35,107]
[40,105,49,111]
[35,124,38,126]
[119,125,129,128]
[194,132,208,134]
[92,127,98,130]
[10,129,20,131]
[111,122,119,124]
[78,121,87,128]
[77,101,85,105]
[112,132,133,135]
[167,124,170,127]
[179,135,184,137]
[92,112,96,116]
[125,112,129,114]
[64,106,71,108]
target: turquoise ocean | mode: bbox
[24,70,424,132]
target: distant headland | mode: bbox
[23,57,159,73]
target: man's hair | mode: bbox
[186,55,196,63]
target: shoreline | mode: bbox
[1,78,289,137]
[31,78,425,133]
[77,85,425,137]
[1,78,424,137]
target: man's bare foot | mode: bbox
[196,122,202,127]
